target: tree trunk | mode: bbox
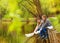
[33,0,43,18]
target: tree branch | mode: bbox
[20,4,37,17]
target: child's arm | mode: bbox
[34,23,41,34]
[34,25,39,33]
[34,26,42,34]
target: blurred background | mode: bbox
[0,0,60,43]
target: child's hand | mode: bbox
[34,31,40,34]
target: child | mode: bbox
[34,18,42,34]
[25,15,53,38]
[25,18,42,37]
[34,15,53,39]
[39,15,53,39]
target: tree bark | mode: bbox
[33,0,43,18]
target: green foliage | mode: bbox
[49,16,60,32]
[0,0,60,43]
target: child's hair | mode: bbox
[36,17,41,24]
[42,15,47,18]
[36,17,41,20]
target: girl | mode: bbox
[34,15,53,39]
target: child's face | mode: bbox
[37,19,41,24]
[42,16,46,21]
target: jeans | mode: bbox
[37,28,48,39]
